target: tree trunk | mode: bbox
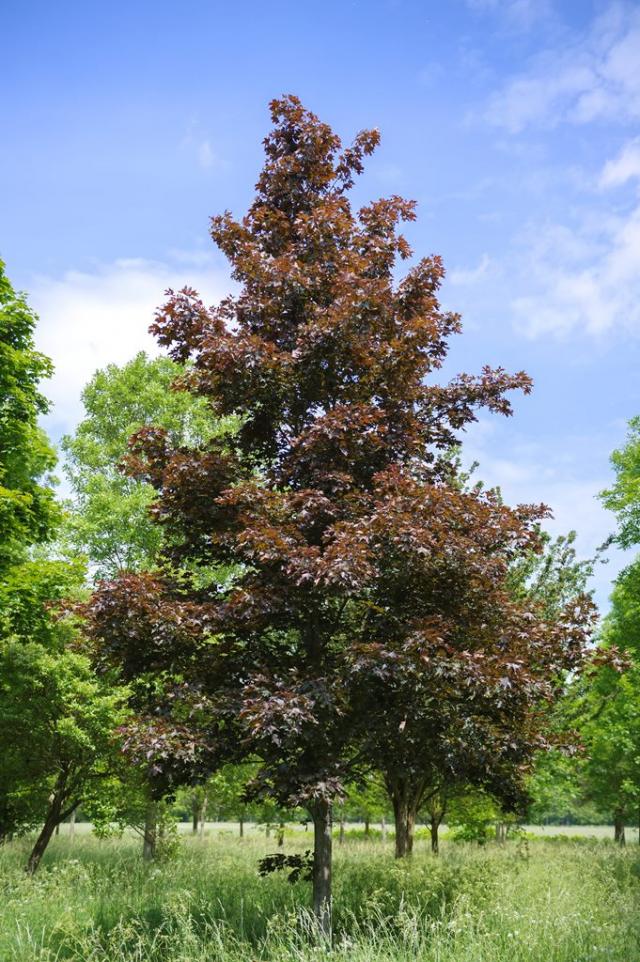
[239,811,244,838]
[69,809,76,840]
[277,821,285,847]
[614,813,626,846]
[430,815,440,855]
[381,816,387,842]
[192,809,198,834]
[387,776,423,858]
[339,814,345,845]
[198,793,207,839]
[391,790,416,858]
[310,799,332,941]
[143,801,158,862]
[364,815,370,837]
[26,793,67,874]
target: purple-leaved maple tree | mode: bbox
[86,96,595,935]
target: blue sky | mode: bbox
[3,0,640,608]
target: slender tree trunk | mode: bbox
[339,813,345,845]
[614,813,626,846]
[192,809,198,834]
[310,799,332,941]
[26,793,67,874]
[277,821,285,847]
[239,811,244,838]
[430,815,440,855]
[69,809,76,840]
[143,801,158,862]
[198,793,207,839]
[381,816,387,842]
[364,815,370,837]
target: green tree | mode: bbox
[601,416,640,549]
[0,262,129,871]
[0,259,58,572]
[62,352,226,579]
[575,662,640,844]
[0,637,127,872]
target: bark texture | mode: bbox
[310,800,333,940]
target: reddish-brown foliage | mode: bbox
[86,97,594,910]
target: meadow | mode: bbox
[1,829,638,962]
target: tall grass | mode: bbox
[0,832,638,961]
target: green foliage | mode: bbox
[62,352,232,579]
[0,260,59,573]
[508,529,599,620]
[341,774,389,824]
[0,636,128,836]
[0,263,132,855]
[0,555,86,649]
[601,415,640,549]
[446,791,500,845]
[527,753,606,826]
[578,664,640,825]
[602,557,640,658]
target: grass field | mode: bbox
[1,831,638,961]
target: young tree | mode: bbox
[572,661,640,844]
[86,96,593,935]
[1,637,127,872]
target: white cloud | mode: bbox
[449,253,492,286]
[507,139,640,338]
[30,254,230,437]
[484,4,640,131]
[600,137,640,187]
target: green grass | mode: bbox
[1,832,639,961]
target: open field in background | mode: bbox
[1,834,639,962]
[52,821,632,842]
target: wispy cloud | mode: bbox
[509,141,640,338]
[449,253,492,286]
[180,116,226,171]
[197,139,220,170]
[30,254,230,437]
[600,137,640,187]
[484,3,640,131]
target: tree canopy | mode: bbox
[85,97,597,932]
